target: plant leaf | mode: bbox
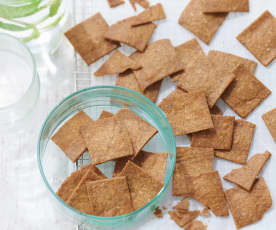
[23,25,40,42]
[49,0,61,17]
[0,0,41,6]
[0,21,29,31]
[42,12,63,30]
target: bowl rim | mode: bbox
[37,85,176,221]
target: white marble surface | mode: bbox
[1,0,276,229]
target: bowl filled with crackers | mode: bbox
[37,86,176,229]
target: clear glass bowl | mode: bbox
[37,86,176,230]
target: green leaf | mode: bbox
[0,21,29,31]
[23,25,40,42]
[42,12,63,30]
[0,0,41,6]
[49,0,61,17]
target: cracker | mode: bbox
[177,56,236,108]
[191,115,235,150]
[178,0,227,44]
[210,104,223,115]
[262,108,276,143]
[86,176,133,217]
[225,178,272,229]
[185,221,207,230]
[132,3,166,26]
[224,151,271,191]
[65,13,119,65]
[154,207,163,218]
[107,0,124,8]
[99,110,113,120]
[173,199,190,212]
[67,167,105,214]
[173,147,214,196]
[119,161,163,210]
[116,70,161,103]
[191,171,229,217]
[94,50,141,76]
[200,208,211,217]
[171,39,205,82]
[159,90,214,136]
[129,0,150,11]
[215,120,256,164]
[80,116,133,165]
[221,65,271,118]
[237,10,276,66]
[169,210,200,227]
[208,50,257,74]
[105,16,156,51]
[52,111,94,162]
[114,109,157,158]
[202,0,249,13]
[132,39,183,91]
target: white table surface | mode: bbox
[1,0,276,229]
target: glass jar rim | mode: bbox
[37,85,176,221]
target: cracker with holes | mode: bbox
[159,89,214,136]
[107,0,125,8]
[191,115,235,150]
[215,120,256,164]
[65,13,119,65]
[224,151,271,191]
[52,111,94,162]
[262,108,276,143]
[222,65,271,118]
[202,0,249,13]
[237,11,276,66]
[80,116,133,165]
[86,177,134,217]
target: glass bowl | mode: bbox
[37,86,176,230]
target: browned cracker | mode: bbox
[208,50,258,74]
[86,176,134,217]
[225,178,272,229]
[67,166,106,214]
[105,16,156,52]
[99,110,113,120]
[119,161,163,210]
[237,10,276,66]
[210,104,223,115]
[132,3,166,26]
[177,56,235,108]
[224,151,271,191]
[116,70,161,103]
[52,111,94,162]
[173,199,190,212]
[65,13,119,65]
[132,39,183,91]
[80,116,133,165]
[222,65,271,118]
[200,208,211,217]
[191,115,235,150]
[129,0,150,11]
[262,108,276,143]
[178,0,227,44]
[186,221,207,230]
[191,171,229,217]
[171,39,205,82]
[114,108,157,158]
[215,120,256,164]
[159,90,214,136]
[202,0,249,13]
[169,210,200,228]
[154,207,163,218]
[107,0,125,8]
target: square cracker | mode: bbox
[173,147,214,196]
[224,151,271,191]
[237,11,276,66]
[225,178,272,229]
[215,120,256,164]
[202,0,249,13]
[116,70,161,103]
[119,161,163,210]
[262,108,276,143]
[208,50,257,74]
[191,171,229,217]
[171,39,205,82]
[86,177,134,217]
[52,111,94,162]
[191,115,235,150]
[94,50,141,76]
[159,89,214,136]
[132,39,183,91]
[67,166,106,214]
[65,13,119,65]
[80,116,133,165]
[131,3,166,26]
[178,0,227,45]
[107,0,124,8]
[114,108,157,158]
[105,16,156,52]
[177,55,236,108]
[221,65,271,118]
